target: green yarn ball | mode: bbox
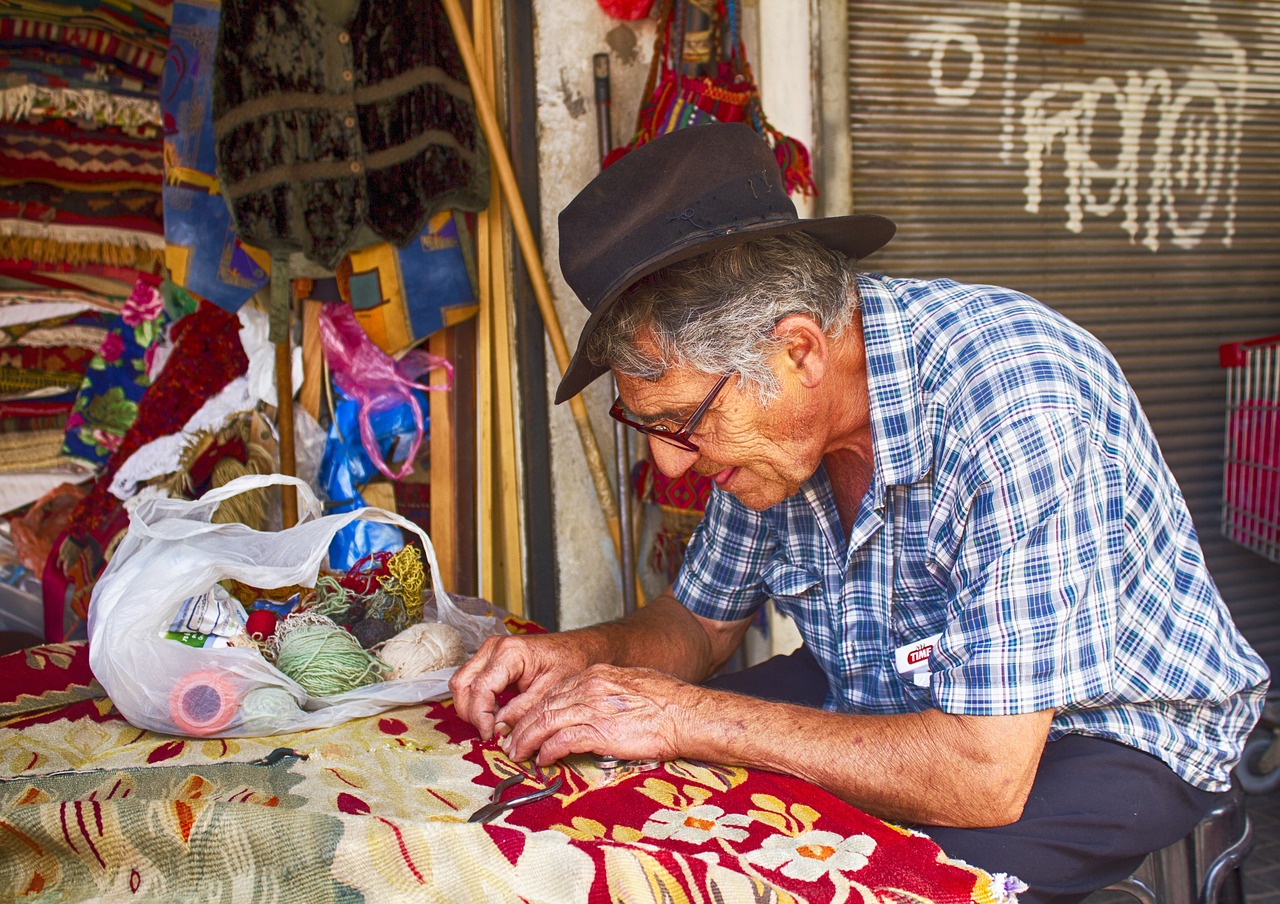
[275,623,388,696]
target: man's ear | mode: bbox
[773,314,827,389]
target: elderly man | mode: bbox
[450,123,1268,900]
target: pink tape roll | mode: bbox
[169,669,238,736]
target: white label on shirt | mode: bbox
[894,632,942,688]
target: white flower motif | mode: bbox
[642,804,753,844]
[745,829,877,882]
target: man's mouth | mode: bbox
[712,467,738,488]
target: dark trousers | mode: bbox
[704,645,1227,903]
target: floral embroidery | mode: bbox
[99,332,125,363]
[62,276,168,467]
[643,804,752,844]
[745,829,877,882]
[121,285,164,332]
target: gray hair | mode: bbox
[585,232,861,403]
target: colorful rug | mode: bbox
[0,639,1015,903]
[1,0,168,283]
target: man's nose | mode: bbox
[648,437,699,478]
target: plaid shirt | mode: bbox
[674,273,1269,791]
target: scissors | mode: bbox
[467,772,564,824]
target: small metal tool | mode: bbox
[593,754,660,774]
[467,774,563,824]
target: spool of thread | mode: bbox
[275,623,388,696]
[377,622,466,680]
[170,668,238,736]
[246,609,280,642]
[239,686,302,732]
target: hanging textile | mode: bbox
[160,0,269,313]
[606,0,815,198]
[336,211,477,356]
[211,0,491,341]
[59,275,171,468]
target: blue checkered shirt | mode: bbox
[674,273,1269,791]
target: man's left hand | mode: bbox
[501,664,695,767]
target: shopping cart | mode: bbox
[1219,334,1280,794]
[1219,334,1280,565]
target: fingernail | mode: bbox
[495,721,510,738]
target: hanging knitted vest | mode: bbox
[211,0,490,271]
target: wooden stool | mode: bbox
[1104,783,1253,904]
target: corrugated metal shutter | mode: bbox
[848,1,1280,660]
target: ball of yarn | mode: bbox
[351,616,398,649]
[239,686,303,732]
[276,623,388,696]
[246,609,280,642]
[377,622,466,680]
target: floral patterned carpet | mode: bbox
[0,640,1013,902]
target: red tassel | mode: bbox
[772,133,817,200]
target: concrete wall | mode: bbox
[526,1,655,629]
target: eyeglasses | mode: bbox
[609,371,734,453]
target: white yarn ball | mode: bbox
[378,622,467,679]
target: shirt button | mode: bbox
[342,69,353,81]
[337,31,350,44]
[349,161,362,174]
[343,115,355,128]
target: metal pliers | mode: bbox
[467,772,564,824]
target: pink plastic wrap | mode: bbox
[318,304,453,481]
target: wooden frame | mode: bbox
[429,318,479,596]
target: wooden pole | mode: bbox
[274,336,297,528]
[476,143,496,600]
[298,299,324,421]
[440,0,626,567]
[428,327,460,590]
[478,4,527,615]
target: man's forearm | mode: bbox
[678,687,1053,828]
[567,592,720,683]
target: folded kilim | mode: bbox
[0,365,83,394]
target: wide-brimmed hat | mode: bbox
[555,122,896,404]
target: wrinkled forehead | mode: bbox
[613,361,721,408]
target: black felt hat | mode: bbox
[554,122,895,404]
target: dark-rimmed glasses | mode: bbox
[609,371,734,453]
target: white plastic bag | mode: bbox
[87,473,508,737]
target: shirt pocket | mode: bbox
[760,558,823,623]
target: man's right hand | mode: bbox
[448,631,600,741]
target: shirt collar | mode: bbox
[856,272,932,488]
